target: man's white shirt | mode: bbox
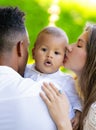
[0,66,59,130]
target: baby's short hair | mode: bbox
[37,26,69,43]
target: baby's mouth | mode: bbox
[44,60,52,66]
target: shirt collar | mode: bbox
[30,63,60,77]
[0,66,22,78]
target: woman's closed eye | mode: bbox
[77,45,82,48]
[77,39,83,48]
[77,42,82,48]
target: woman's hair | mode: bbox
[79,23,96,130]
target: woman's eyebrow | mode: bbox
[78,38,85,43]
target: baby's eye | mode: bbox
[55,51,60,55]
[41,48,47,52]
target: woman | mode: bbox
[40,23,96,130]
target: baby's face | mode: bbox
[33,33,68,74]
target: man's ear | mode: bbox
[16,41,23,57]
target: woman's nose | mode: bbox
[66,45,72,52]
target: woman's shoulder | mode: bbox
[91,102,96,110]
[86,102,96,129]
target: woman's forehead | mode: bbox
[78,31,89,43]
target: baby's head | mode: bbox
[32,26,69,74]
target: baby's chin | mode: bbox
[39,69,55,74]
[35,66,57,74]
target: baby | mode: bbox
[24,26,82,130]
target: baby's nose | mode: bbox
[47,51,53,58]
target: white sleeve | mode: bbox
[24,64,32,78]
[62,76,83,112]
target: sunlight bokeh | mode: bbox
[48,0,60,26]
[47,0,96,26]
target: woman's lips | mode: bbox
[63,54,68,63]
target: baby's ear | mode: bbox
[32,48,35,59]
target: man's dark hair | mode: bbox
[0,7,26,52]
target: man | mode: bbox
[0,7,59,130]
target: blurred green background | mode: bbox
[0,0,96,74]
